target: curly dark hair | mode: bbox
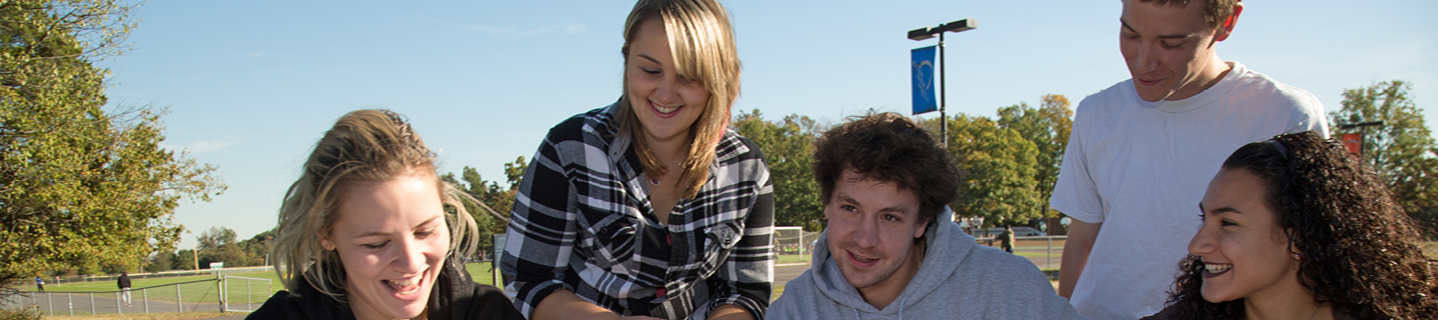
[1163,131,1438,319]
[813,112,960,226]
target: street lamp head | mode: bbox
[908,18,977,41]
[936,19,977,33]
[907,27,935,41]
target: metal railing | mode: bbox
[975,235,1068,271]
[6,278,223,316]
[222,275,272,312]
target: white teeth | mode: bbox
[655,105,678,114]
[385,276,422,295]
[392,277,417,287]
[1204,263,1232,273]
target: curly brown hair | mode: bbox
[813,112,960,226]
[1163,131,1438,319]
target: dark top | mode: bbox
[247,261,521,320]
[117,274,131,289]
[1139,304,1359,320]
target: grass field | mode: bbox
[775,254,810,265]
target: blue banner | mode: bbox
[911,45,938,115]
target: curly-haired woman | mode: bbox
[1142,131,1438,319]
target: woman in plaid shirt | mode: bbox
[500,0,773,320]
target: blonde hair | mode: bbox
[618,0,741,198]
[270,109,479,303]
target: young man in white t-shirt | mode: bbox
[1052,0,1328,318]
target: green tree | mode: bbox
[732,110,824,231]
[196,226,259,267]
[925,115,1044,226]
[238,228,275,266]
[1329,80,1438,234]
[997,94,1073,233]
[0,0,225,281]
[145,250,178,272]
[442,156,525,260]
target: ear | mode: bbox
[1214,2,1243,42]
[913,218,932,239]
[320,233,336,251]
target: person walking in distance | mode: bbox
[997,225,1015,254]
[117,271,132,307]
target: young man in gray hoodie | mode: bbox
[768,113,1084,320]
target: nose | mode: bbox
[392,239,432,274]
[653,75,680,105]
[1134,41,1160,74]
[851,216,880,249]
[1188,223,1216,256]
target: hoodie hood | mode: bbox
[809,207,977,316]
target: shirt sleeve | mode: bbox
[1286,90,1330,138]
[1049,105,1106,224]
[501,134,580,319]
[707,170,774,319]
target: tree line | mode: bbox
[4,0,1435,297]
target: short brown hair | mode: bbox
[1136,0,1239,29]
[813,112,960,225]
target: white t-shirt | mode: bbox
[1051,62,1327,320]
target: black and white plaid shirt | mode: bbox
[502,104,774,320]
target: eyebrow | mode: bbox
[837,194,912,216]
[352,216,441,239]
[1199,203,1243,216]
[636,53,660,65]
[1119,19,1201,40]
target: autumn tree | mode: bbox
[733,110,824,231]
[997,94,1074,233]
[1329,80,1438,234]
[924,114,1044,227]
[0,0,225,284]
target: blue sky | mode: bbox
[101,0,1437,249]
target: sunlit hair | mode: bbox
[270,109,480,304]
[1133,0,1239,29]
[813,112,960,227]
[1163,131,1438,319]
[617,0,741,199]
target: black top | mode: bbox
[247,261,521,320]
[117,274,131,289]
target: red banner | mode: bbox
[1341,133,1363,155]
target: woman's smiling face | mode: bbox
[625,18,711,145]
[322,171,450,320]
[1189,168,1303,303]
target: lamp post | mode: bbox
[909,18,977,149]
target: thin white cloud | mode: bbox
[245,51,266,58]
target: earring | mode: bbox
[1291,252,1301,260]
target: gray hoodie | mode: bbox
[769,210,1084,320]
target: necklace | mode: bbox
[1306,305,1320,320]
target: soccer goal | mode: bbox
[773,226,820,264]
